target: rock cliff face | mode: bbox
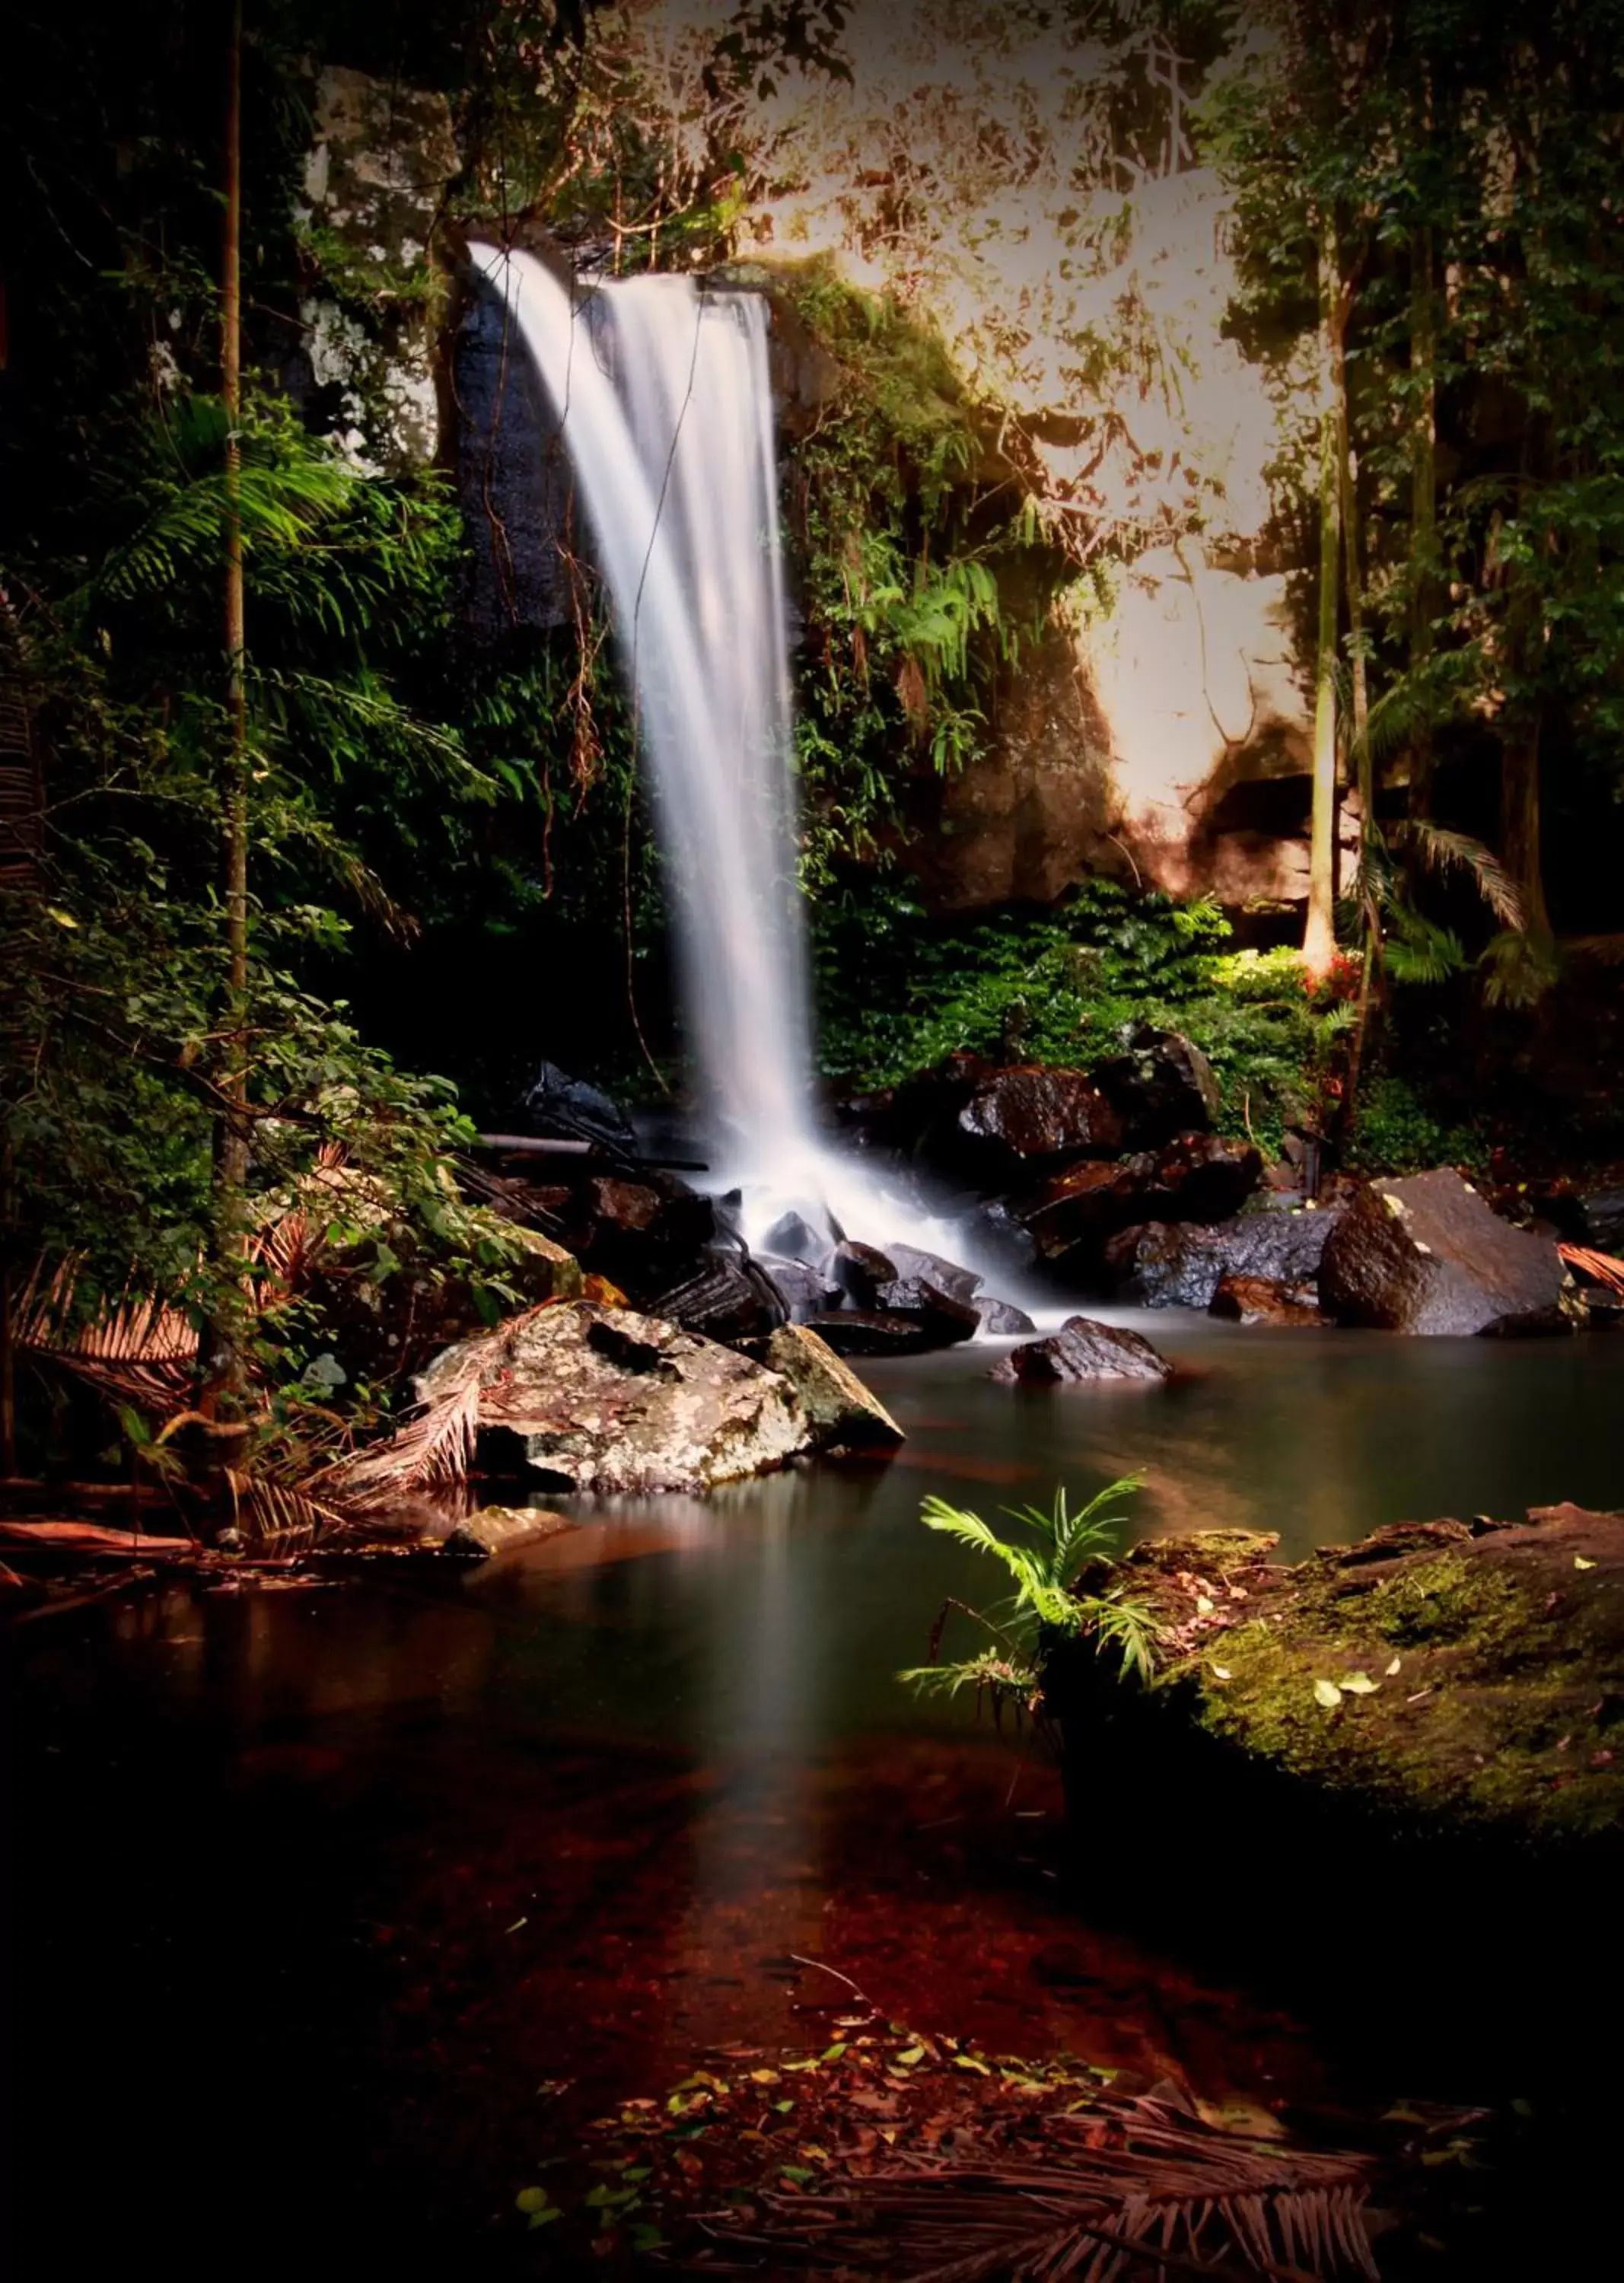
[295,67,460,469]
[295,65,1326,918]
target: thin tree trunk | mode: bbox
[1500,713,1550,941]
[1333,315,1369,807]
[1303,211,1342,980]
[1407,221,1438,833]
[202,0,250,1405]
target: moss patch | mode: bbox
[1103,1508,1624,1849]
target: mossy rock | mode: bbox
[1060,1506,1624,1854]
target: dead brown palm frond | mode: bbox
[13,1259,196,1412]
[310,1342,489,1513]
[1562,931,1624,964]
[709,2091,1378,2283]
[223,1471,354,1552]
[1560,1243,1624,1298]
[248,1205,325,1304]
[1403,821,1524,929]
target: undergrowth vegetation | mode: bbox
[814,880,1352,1155]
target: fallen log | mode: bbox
[0,1518,198,1557]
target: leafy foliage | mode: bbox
[899,1476,1158,1714]
[815,878,1350,1154]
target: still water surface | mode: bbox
[9,1319,1621,2263]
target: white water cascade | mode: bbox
[473,244,970,1261]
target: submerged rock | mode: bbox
[1319,1168,1579,1336]
[763,1325,904,1448]
[1120,1208,1339,1309]
[990,1314,1172,1383]
[441,1505,571,1561]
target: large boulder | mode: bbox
[1118,1207,1340,1309]
[956,1065,1126,1173]
[763,1326,905,1449]
[1319,1170,1579,1336]
[422,1301,811,1492]
[990,1315,1173,1383]
[1090,1027,1222,1148]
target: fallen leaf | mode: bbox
[1210,1664,1233,1681]
[1196,1595,1215,1616]
[1575,1555,1597,1571]
[1339,1670,1380,1696]
[893,2046,925,2067]
[1385,1655,1403,1676]
[1313,1678,1342,1708]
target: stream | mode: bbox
[7,1316,1622,2269]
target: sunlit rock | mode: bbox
[1320,1170,1581,1337]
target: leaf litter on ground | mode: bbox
[523,2020,1399,2276]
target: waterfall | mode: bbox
[471,244,966,1260]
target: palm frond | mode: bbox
[709,2085,1380,2280]
[1479,926,1561,1008]
[1403,822,1525,928]
[312,1342,488,1511]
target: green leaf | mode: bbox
[1339,1671,1380,1696]
[1313,1678,1343,1708]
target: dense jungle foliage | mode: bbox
[4,0,1624,1433]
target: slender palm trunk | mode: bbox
[1407,222,1438,837]
[202,0,250,1403]
[1303,212,1342,980]
[1501,712,1550,941]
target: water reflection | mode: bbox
[11,1320,1622,2259]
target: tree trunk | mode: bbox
[1303,212,1342,980]
[1500,715,1550,941]
[1407,222,1438,834]
[201,0,250,1406]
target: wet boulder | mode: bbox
[651,1252,785,1343]
[865,1277,981,1346]
[1116,1207,1340,1310]
[1022,1135,1262,1263]
[884,1243,983,1304]
[990,1315,1173,1384]
[956,1065,1126,1174]
[975,1295,1037,1335]
[422,1301,812,1493]
[803,1310,938,1358]
[763,1325,905,1449]
[520,1059,639,1156]
[757,1255,842,1323]
[1091,1027,1222,1147]
[1578,1188,1624,1255]
[1209,1274,1326,1326]
[832,1240,899,1308]
[1319,1170,1579,1336]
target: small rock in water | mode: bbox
[1208,1274,1325,1326]
[975,1295,1036,1336]
[990,1315,1172,1384]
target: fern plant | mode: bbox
[899,1476,1157,1716]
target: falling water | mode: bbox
[472,244,969,1259]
